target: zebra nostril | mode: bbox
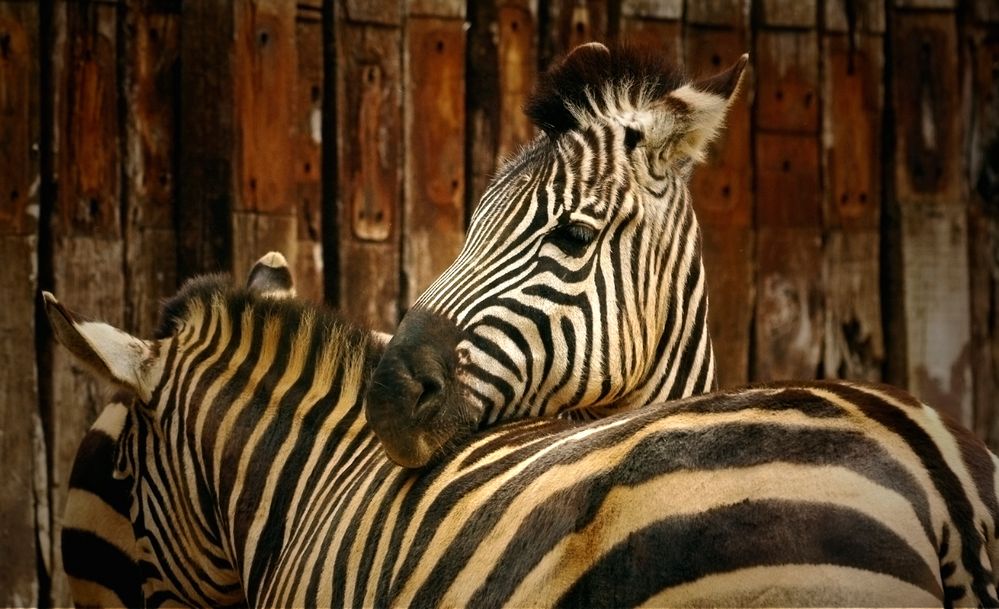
[413,374,444,418]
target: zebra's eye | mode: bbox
[545,222,598,256]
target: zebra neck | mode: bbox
[615,262,716,410]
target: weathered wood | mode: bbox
[966,27,999,446]
[824,230,883,381]
[685,26,753,386]
[336,21,403,330]
[621,0,682,20]
[496,2,536,161]
[824,0,885,33]
[891,11,962,205]
[685,0,747,28]
[687,26,752,229]
[467,0,537,211]
[123,0,180,336]
[542,0,609,65]
[294,5,324,302]
[759,0,816,28]
[701,228,754,387]
[345,0,402,25]
[0,3,41,606]
[899,203,972,424]
[233,1,297,217]
[822,33,883,230]
[755,132,821,227]
[178,0,234,276]
[753,228,824,381]
[406,0,465,19]
[403,17,465,305]
[755,29,819,134]
[49,3,124,605]
[972,0,999,23]
[619,17,683,68]
[894,0,955,9]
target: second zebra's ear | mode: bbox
[43,292,163,402]
[639,54,748,169]
[247,251,296,299]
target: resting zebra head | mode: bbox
[367,43,748,467]
[48,252,308,606]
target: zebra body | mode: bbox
[46,275,999,607]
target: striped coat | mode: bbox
[48,276,999,607]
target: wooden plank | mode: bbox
[899,203,972,424]
[966,27,999,446]
[759,0,816,28]
[619,17,683,68]
[177,0,234,277]
[755,29,819,134]
[621,0,682,20]
[294,7,324,302]
[49,3,124,605]
[701,228,753,387]
[755,132,821,227]
[891,11,962,205]
[685,0,747,28]
[403,17,465,305]
[345,0,402,25]
[824,230,884,381]
[686,26,752,229]
[0,3,41,606]
[894,0,955,9]
[336,21,403,330]
[123,0,180,336]
[230,0,298,284]
[822,33,883,230]
[753,228,824,381]
[972,0,999,23]
[466,1,537,210]
[542,0,609,65]
[406,0,465,19]
[824,0,885,33]
[685,26,753,386]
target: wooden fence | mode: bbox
[1,0,997,605]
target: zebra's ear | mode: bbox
[246,251,296,299]
[43,292,161,401]
[644,54,748,168]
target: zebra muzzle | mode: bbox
[366,308,472,468]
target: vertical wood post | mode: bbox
[294,1,324,302]
[334,0,403,330]
[888,7,971,424]
[0,3,43,606]
[821,7,885,381]
[402,1,466,306]
[685,4,753,387]
[48,2,124,603]
[752,6,824,381]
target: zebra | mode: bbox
[367,42,742,468]
[45,269,999,607]
[60,252,297,608]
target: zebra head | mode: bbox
[46,252,299,606]
[368,44,748,468]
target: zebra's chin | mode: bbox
[366,308,479,468]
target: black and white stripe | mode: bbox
[49,274,999,607]
[367,43,746,467]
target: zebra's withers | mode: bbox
[46,272,999,607]
[368,43,746,468]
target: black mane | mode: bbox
[525,43,685,137]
